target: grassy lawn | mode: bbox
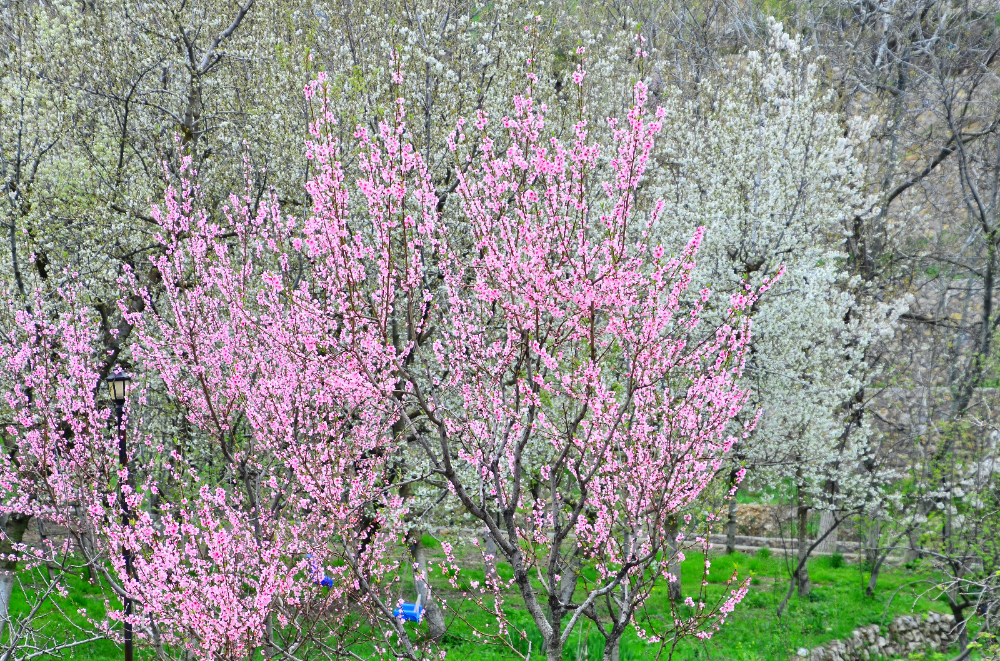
[9,549,973,661]
[8,568,121,661]
[429,549,966,661]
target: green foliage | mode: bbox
[969,631,998,660]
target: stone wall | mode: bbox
[799,612,959,661]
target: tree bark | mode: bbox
[904,524,922,564]
[601,581,630,661]
[602,637,620,661]
[947,593,969,654]
[904,500,929,564]
[864,518,882,569]
[72,507,96,584]
[557,548,580,622]
[407,531,446,642]
[0,572,13,646]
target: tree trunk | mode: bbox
[666,514,682,603]
[557,549,580,620]
[72,507,96,584]
[726,481,739,555]
[601,584,629,661]
[546,638,564,661]
[904,500,928,564]
[776,491,816,617]
[602,637,620,661]
[796,497,811,597]
[36,519,54,582]
[0,514,31,644]
[947,594,969,654]
[816,510,838,555]
[483,525,499,588]
[0,571,13,646]
[904,524,922,564]
[864,518,882,568]
[407,531,446,641]
[866,549,888,597]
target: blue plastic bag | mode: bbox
[393,602,424,623]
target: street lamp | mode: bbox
[106,372,133,661]
[106,373,131,404]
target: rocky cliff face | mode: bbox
[798,612,959,661]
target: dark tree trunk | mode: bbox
[796,492,811,598]
[866,550,889,597]
[602,637,620,661]
[947,594,969,654]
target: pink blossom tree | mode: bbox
[0,284,121,655]
[0,204,413,659]
[0,61,770,661]
[0,147,421,658]
[333,65,774,658]
[114,132,444,657]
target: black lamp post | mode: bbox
[106,372,133,661]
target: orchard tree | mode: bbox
[632,21,908,600]
[0,228,408,659]
[339,60,768,656]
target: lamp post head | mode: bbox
[106,372,133,405]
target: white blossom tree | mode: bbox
[634,20,908,606]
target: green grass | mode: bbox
[8,552,973,661]
[428,551,964,661]
[7,569,121,661]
